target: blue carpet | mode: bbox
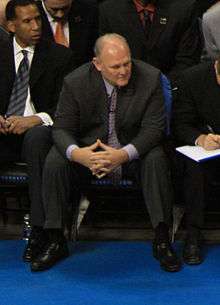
[0,241,220,305]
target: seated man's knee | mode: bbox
[44,146,70,173]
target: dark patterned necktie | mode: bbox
[107,88,122,183]
[6,50,29,116]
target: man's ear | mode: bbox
[92,57,102,72]
[7,20,16,34]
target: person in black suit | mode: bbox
[0,0,74,263]
[30,33,181,273]
[172,60,220,265]
[37,0,98,68]
[99,0,202,85]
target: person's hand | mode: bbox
[196,133,220,150]
[0,115,7,135]
[71,141,101,169]
[6,115,42,135]
[90,140,129,177]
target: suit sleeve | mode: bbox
[130,76,166,157]
[52,78,80,158]
[171,74,203,146]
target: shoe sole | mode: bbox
[183,258,203,265]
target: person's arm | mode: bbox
[129,76,166,157]
[172,70,206,145]
[52,77,80,158]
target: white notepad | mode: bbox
[176,145,220,162]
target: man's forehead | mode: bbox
[15,4,39,19]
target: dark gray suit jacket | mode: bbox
[53,60,166,158]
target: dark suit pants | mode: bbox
[42,145,172,229]
[0,126,52,227]
[181,156,220,231]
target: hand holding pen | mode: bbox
[197,125,220,150]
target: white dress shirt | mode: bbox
[13,38,53,125]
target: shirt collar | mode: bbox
[103,78,115,97]
[42,0,54,23]
[13,37,35,56]
[133,0,155,13]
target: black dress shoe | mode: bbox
[23,230,48,263]
[30,241,69,271]
[183,241,203,265]
[153,240,181,272]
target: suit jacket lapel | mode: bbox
[126,1,147,48]
[126,1,168,51]
[117,71,135,129]
[30,41,47,88]
[5,40,15,88]
[145,7,169,49]
[89,66,109,125]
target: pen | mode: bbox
[207,125,215,134]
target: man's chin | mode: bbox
[117,79,129,87]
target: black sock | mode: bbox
[155,222,169,242]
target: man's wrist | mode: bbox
[120,148,129,163]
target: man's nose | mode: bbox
[31,19,40,30]
[119,66,127,74]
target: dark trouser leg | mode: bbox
[22,126,53,227]
[183,158,206,232]
[42,146,84,229]
[140,146,173,228]
[182,157,210,265]
[138,146,180,272]
[183,158,220,231]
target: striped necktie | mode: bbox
[6,50,29,116]
[107,88,122,183]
